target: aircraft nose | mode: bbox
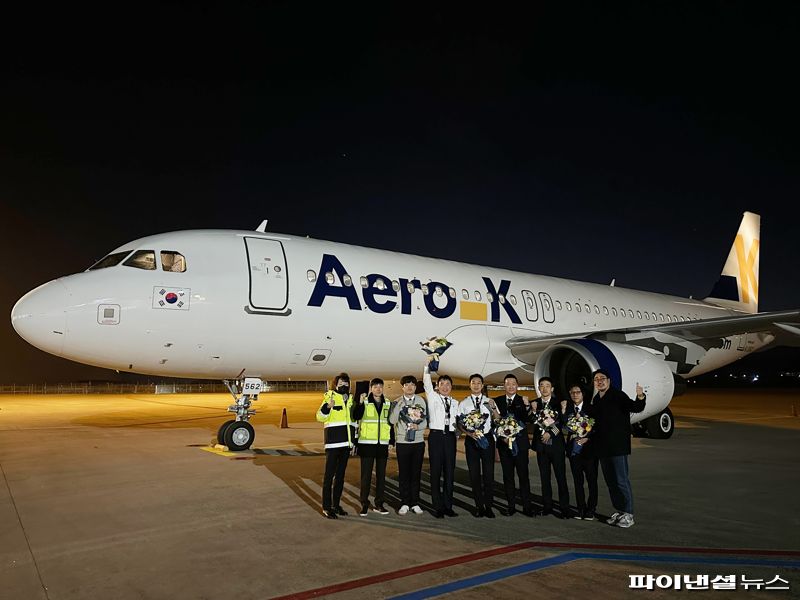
[11,279,69,356]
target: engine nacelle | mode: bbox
[533,339,674,424]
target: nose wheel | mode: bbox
[218,377,263,451]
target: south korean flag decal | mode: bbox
[152,287,191,310]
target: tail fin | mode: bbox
[704,211,760,313]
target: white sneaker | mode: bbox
[411,505,423,514]
[606,512,622,525]
[617,513,635,528]
[398,504,410,515]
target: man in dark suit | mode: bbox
[493,374,536,516]
[590,368,646,529]
[564,383,598,520]
[532,377,571,518]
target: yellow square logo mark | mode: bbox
[460,301,487,321]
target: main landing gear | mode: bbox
[217,377,263,451]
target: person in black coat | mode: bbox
[590,368,646,529]
[492,374,536,516]
[532,377,571,518]
[564,383,599,520]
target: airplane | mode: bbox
[11,211,800,451]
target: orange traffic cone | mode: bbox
[280,407,289,428]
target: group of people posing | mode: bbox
[316,356,647,528]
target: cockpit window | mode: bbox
[161,251,187,272]
[123,250,156,270]
[88,250,133,270]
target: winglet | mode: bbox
[705,211,760,313]
[256,220,268,232]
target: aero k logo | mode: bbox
[734,234,759,304]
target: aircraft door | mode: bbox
[520,290,539,322]
[538,292,555,323]
[245,238,289,311]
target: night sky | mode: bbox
[2,3,799,383]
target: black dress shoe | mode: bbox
[541,508,553,516]
[501,507,516,516]
[444,508,458,517]
[322,509,338,519]
[559,512,572,519]
[484,508,496,518]
[335,506,348,516]
[522,508,536,517]
[474,508,485,518]
[433,510,445,519]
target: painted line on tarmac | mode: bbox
[268,542,800,599]
[268,541,539,600]
[388,552,800,600]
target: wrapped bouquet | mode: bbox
[494,415,525,456]
[420,336,452,372]
[565,414,595,456]
[457,409,489,449]
[399,404,426,442]
[534,405,559,445]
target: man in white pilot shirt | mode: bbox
[423,357,459,519]
[457,373,500,518]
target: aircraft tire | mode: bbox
[217,420,236,445]
[645,408,674,439]
[224,421,255,451]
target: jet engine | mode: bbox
[533,339,676,438]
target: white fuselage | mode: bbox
[11,229,766,384]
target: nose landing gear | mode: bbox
[217,377,263,451]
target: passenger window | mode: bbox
[584,304,590,313]
[475,291,482,301]
[556,300,562,310]
[360,276,368,288]
[307,270,317,282]
[448,287,456,299]
[487,293,494,302]
[123,250,156,270]
[603,306,609,315]
[636,310,642,319]
[434,285,443,296]
[659,313,664,321]
[576,303,582,313]
[612,307,617,317]
[376,278,387,291]
[498,294,506,304]
[462,289,469,300]
[566,302,572,311]
[645,312,650,320]
[89,250,133,270]
[406,282,415,294]
[161,251,187,272]
[343,274,353,287]
[593,305,599,314]
[392,280,400,292]
[325,272,335,284]
[421,284,429,295]
[628,309,634,318]
[666,314,671,322]
[510,295,517,306]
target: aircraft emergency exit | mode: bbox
[11,211,800,450]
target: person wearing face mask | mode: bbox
[532,377,571,519]
[458,373,500,518]
[423,356,459,518]
[388,374,427,515]
[316,372,357,519]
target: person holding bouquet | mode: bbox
[389,375,428,515]
[533,377,571,519]
[565,383,598,520]
[457,373,500,518]
[493,374,536,517]
[423,357,459,518]
[352,378,394,517]
[316,373,357,519]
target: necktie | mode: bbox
[444,397,450,433]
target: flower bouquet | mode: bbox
[534,405,559,445]
[420,336,452,372]
[399,404,426,442]
[494,415,524,456]
[565,414,595,456]
[458,409,489,449]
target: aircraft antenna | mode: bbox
[610,278,616,287]
[256,220,268,232]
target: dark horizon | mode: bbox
[2,3,799,384]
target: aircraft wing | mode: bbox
[507,308,800,364]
